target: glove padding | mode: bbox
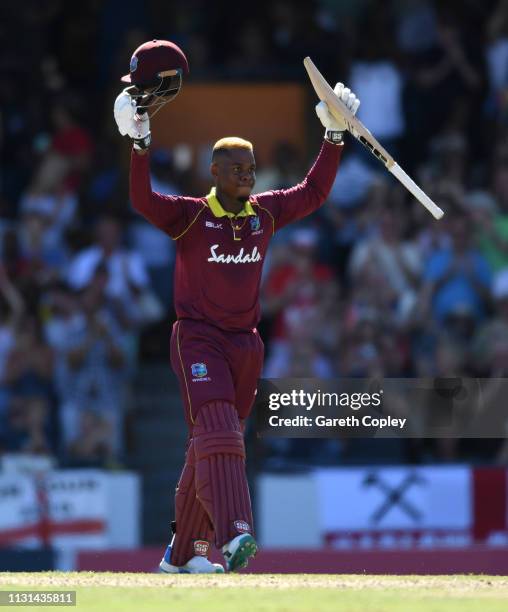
[114,90,151,149]
[316,82,360,137]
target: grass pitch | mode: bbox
[0,572,507,611]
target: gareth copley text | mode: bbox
[269,414,407,429]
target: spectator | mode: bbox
[472,268,508,375]
[0,264,24,374]
[17,208,68,287]
[18,97,92,252]
[2,395,55,456]
[401,8,485,167]
[262,228,335,376]
[2,314,54,400]
[67,214,163,328]
[67,410,115,466]
[48,98,93,193]
[467,190,508,272]
[20,163,77,258]
[349,15,405,157]
[273,332,334,378]
[54,265,129,463]
[339,313,385,378]
[419,214,492,325]
[486,0,508,119]
[255,142,304,193]
[348,205,423,325]
[395,0,437,56]
[0,263,25,418]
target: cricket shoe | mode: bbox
[159,545,225,574]
[222,533,258,572]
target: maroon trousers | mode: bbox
[169,318,264,566]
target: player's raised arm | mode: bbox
[255,83,360,232]
[113,40,194,238]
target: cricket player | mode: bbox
[113,40,360,573]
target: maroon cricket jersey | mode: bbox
[130,140,342,331]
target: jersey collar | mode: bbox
[206,187,256,218]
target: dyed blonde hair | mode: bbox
[212,137,253,159]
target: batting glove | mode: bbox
[316,82,360,144]
[113,89,151,150]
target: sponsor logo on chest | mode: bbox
[207,244,262,264]
[205,217,263,234]
[205,220,223,229]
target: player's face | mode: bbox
[212,149,256,203]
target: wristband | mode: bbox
[325,130,344,145]
[133,133,151,150]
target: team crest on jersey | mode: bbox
[130,55,138,73]
[191,363,207,377]
[191,362,211,382]
[250,216,260,231]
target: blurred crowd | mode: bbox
[1,0,508,467]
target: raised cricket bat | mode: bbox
[303,57,444,220]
